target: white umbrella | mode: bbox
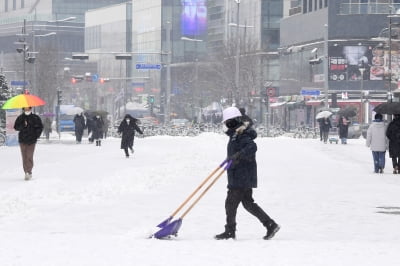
[65,106,84,115]
[316,110,332,120]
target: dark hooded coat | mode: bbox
[386,117,400,157]
[118,115,143,149]
[225,124,258,189]
[92,116,104,140]
[14,112,43,144]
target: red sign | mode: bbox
[266,87,276,97]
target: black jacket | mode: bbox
[225,125,258,189]
[73,114,86,132]
[320,118,332,132]
[118,115,143,149]
[92,116,104,139]
[338,116,349,138]
[14,112,43,144]
[386,118,400,157]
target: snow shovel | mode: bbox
[156,159,230,229]
[152,160,232,239]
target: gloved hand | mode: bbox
[228,152,241,165]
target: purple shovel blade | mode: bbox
[153,219,183,239]
[157,216,173,228]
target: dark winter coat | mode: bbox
[225,124,258,189]
[386,118,400,157]
[73,114,86,133]
[14,112,43,144]
[320,118,332,132]
[338,116,349,139]
[118,115,143,149]
[91,116,104,140]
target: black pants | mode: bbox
[392,157,400,169]
[225,188,273,229]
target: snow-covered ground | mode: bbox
[0,133,399,266]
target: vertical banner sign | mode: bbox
[5,109,20,146]
[181,0,207,37]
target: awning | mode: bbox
[305,100,323,106]
[270,102,287,108]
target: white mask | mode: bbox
[126,119,130,123]
[24,111,32,115]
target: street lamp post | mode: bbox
[234,0,240,105]
[323,24,329,108]
[32,32,56,96]
[359,67,365,124]
[181,36,203,122]
[165,21,172,124]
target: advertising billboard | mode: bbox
[328,45,373,81]
[181,0,207,37]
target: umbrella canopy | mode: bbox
[65,107,84,115]
[337,106,357,117]
[1,93,46,109]
[373,102,400,115]
[316,110,333,119]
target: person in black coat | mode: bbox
[320,117,332,144]
[386,114,400,174]
[13,107,43,180]
[92,115,104,146]
[215,107,279,240]
[85,113,94,143]
[118,114,143,158]
[338,115,349,144]
[73,113,86,144]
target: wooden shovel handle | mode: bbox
[170,160,228,218]
[180,161,232,219]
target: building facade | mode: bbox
[278,0,400,129]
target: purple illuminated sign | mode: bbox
[181,0,207,37]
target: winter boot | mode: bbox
[215,225,236,240]
[95,140,99,146]
[98,140,101,146]
[263,221,280,240]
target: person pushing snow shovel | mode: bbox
[215,106,280,240]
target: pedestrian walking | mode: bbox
[320,117,332,144]
[338,115,349,144]
[13,107,43,180]
[366,113,388,174]
[43,116,52,141]
[92,115,104,146]
[85,113,94,144]
[386,114,400,174]
[73,112,86,144]
[118,114,143,158]
[215,106,280,240]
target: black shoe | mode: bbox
[214,231,236,240]
[379,168,383,174]
[263,222,280,240]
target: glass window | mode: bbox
[309,0,313,11]
[303,0,308,13]
[325,0,328,8]
[5,0,8,12]
[319,0,323,9]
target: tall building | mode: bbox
[0,0,128,74]
[279,0,400,128]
